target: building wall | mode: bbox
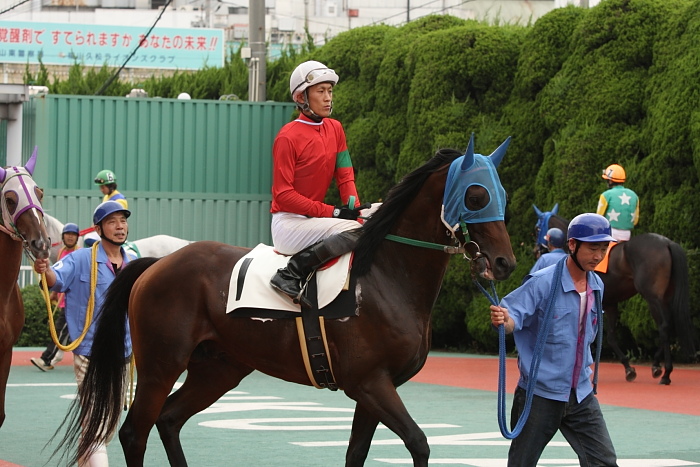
[28,94,296,246]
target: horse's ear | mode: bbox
[552,203,559,215]
[533,204,543,217]
[461,133,475,170]
[0,166,5,184]
[25,146,38,175]
[489,136,511,168]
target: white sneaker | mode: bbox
[30,357,54,372]
[50,350,64,366]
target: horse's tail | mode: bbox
[668,241,697,362]
[52,257,160,465]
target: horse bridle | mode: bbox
[0,168,47,261]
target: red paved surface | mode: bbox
[11,350,700,416]
[11,349,74,367]
[411,355,700,416]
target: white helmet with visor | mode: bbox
[289,61,339,100]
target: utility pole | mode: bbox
[580,0,589,7]
[406,0,409,23]
[248,0,266,101]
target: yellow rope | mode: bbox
[40,242,99,352]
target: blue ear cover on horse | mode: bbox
[488,136,511,168]
[533,204,543,217]
[443,135,509,227]
[551,203,559,215]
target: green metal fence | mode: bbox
[27,94,296,247]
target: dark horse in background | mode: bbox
[534,204,696,385]
[57,137,516,466]
[0,150,50,427]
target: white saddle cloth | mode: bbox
[226,243,353,314]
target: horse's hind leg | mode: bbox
[345,379,429,467]
[156,358,254,466]
[642,295,673,385]
[120,374,181,467]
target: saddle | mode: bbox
[226,244,359,391]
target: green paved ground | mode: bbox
[2,353,699,466]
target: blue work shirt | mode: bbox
[501,257,604,403]
[49,243,133,358]
[529,248,568,275]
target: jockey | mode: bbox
[269,60,368,307]
[94,169,128,210]
[529,227,567,274]
[596,164,638,242]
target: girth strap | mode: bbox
[295,277,338,391]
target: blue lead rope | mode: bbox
[473,257,565,439]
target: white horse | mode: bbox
[44,214,193,262]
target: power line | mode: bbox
[0,0,31,16]
[94,0,174,96]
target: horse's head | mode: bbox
[0,148,50,260]
[442,134,516,281]
[532,203,558,259]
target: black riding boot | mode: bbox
[270,229,361,307]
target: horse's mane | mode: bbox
[353,148,462,276]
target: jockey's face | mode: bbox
[298,82,333,118]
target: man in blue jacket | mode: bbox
[33,200,133,467]
[490,213,618,467]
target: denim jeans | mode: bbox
[508,387,618,467]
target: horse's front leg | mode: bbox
[604,305,636,382]
[345,379,429,467]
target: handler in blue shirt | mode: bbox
[490,213,618,467]
[529,227,568,274]
[33,200,133,467]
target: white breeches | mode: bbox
[271,203,380,255]
[611,228,631,242]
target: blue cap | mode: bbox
[567,213,615,242]
[62,223,80,235]
[93,201,131,225]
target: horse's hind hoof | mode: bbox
[625,368,637,382]
[659,378,671,385]
[652,366,662,378]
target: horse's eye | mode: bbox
[35,186,44,202]
[5,195,17,214]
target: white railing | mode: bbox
[18,265,38,289]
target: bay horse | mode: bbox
[0,150,50,427]
[56,140,517,466]
[533,205,696,385]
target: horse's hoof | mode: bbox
[659,378,671,385]
[625,368,637,382]
[652,366,662,378]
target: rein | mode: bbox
[40,242,100,352]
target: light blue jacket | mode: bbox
[50,243,133,357]
[529,248,568,275]
[501,258,604,403]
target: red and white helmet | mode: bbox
[289,61,339,100]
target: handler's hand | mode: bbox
[490,305,513,334]
[34,258,50,275]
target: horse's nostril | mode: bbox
[496,256,516,274]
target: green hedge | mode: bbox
[17,285,52,347]
[23,0,700,357]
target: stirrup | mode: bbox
[293,272,315,307]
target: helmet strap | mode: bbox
[297,90,331,122]
[97,224,128,247]
[571,241,585,271]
